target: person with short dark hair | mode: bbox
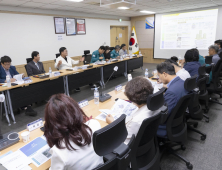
[170,56,178,63]
[106,77,159,144]
[214,40,222,54]
[110,45,120,59]
[119,44,127,56]
[0,56,37,116]
[209,45,220,64]
[90,46,105,63]
[165,59,190,81]
[55,47,84,70]
[44,94,103,169]
[182,48,201,77]
[26,51,45,76]
[104,46,111,61]
[156,62,188,137]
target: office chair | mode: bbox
[26,58,32,64]
[205,56,213,64]
[93,114,135,170]
[110,47,115,51]
[184,76,207,141]
[158,93,193,170]
[198,66,210,113]
[129,88,167,170]
[55,53,60,58]
[82,50,92,64]
[207,59,222,105]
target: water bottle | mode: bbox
[145,68,149,78]
[49,67,52,77]
[6,75,11,87]
[94,88,99,104]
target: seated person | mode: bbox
[110,45,120,59]
[119,44,127,56]
[55,47,83,91]
[170,56,178,63]
[165,59,190,81]
[182,48,201,77]
[156,62,188,137]
[103,46,110,61]
[214,40,222,55]
[90,46,105,63]
[26,51,45,76]
[209,45,220,64]
[0,56,37,116]
[44,94,103,170]
[106,76,159,144]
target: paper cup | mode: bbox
[21,131,30,143]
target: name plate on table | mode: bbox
[54,72,61,77]
[78,100,89,108]
[115,85,122,92]
[27,118,43,132]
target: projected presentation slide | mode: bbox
[160,9,218,50]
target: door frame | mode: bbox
[110,26,129,50]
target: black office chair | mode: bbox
[129,88,167,170]
[26,58,32,64]
[110,47,115,51]
[158,93,193,170]
[205,56,213,64]
[184,76,207,141]
[55,53,60,58]
[207,59,222,105]
[93,114,135,170]
[197,66,210,113]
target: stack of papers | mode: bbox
[96,99,138,121]
[13,74,24,84]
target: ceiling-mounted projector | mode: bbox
[100,0,136,9]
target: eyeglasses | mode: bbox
[3,63,11,66]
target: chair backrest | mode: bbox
[93,114,128,156]
[197,77,208,95]
[184,75,197,92]
[84,50,90,55]
[205,56,213,64]
[83,54,92,64]
[211,59,222,91]
[166,93,193,143]
[26,58,32,64]
[198,64,206,76]
[147,87,165,111]
[110,47,115,51]
[55,53,60,58]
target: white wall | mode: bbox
[0,12,131,65]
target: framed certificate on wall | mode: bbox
[76,19,86,35]
[66,18,76,36]
[54,17,65,34]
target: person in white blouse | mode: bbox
[44,94,103,170]
[55,47,84,70]
[106,77,159,144]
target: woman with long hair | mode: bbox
[44,94,103,170]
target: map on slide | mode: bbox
[160,9,218,49]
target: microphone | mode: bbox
[99,66,118,102]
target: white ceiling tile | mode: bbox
[19,2,46,8]
[0,0,30,6]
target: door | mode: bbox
[110,26,128,49]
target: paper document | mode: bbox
[96,99,138,121]
[13,74,24,84]
[19,136,51,167]
[0,150,32,170]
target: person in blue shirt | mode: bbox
[209,45,220,65]
[0,56,37,116]
[156,62,188,137]
[90,46,105,63]
[182,49,201,77]
[110,45,120,59]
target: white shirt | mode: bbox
[176,68,191,81]
[49,119,103,170]
[125,105,159,144]
[55,56,79,70]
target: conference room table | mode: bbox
[0,56,143,126]
[0,84,130,170]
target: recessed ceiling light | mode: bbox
[140,10,155,14]
[66,0,83,1]
[118,6,129,10]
